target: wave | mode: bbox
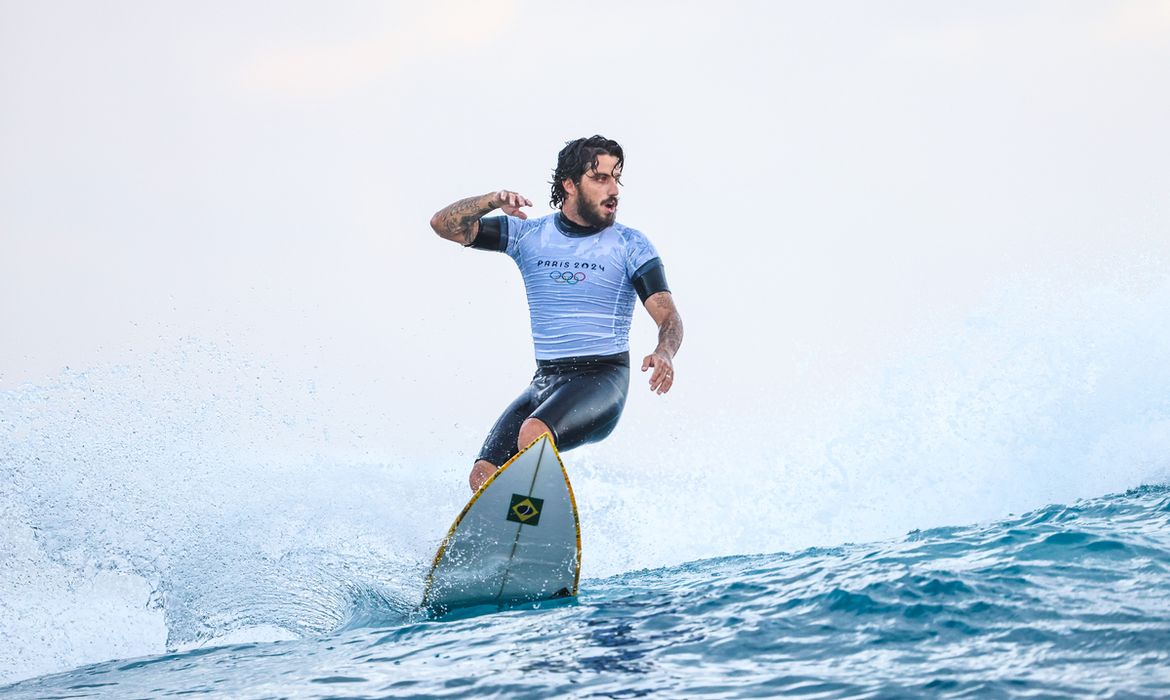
[5,485,1169,698]
[3,276,1170,684]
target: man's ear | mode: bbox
[562,178,577,197]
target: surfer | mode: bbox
[429,135,684,491]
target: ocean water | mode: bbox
[2,485,1170,698]
[4,279,1170,697]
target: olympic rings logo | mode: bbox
[550,271,587,285]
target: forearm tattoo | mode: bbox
[433,193,495,245]
[651,295,684,358]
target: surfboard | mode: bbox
[421,433,581,614]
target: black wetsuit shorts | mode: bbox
[477,352,630,466]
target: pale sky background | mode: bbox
[3,0,1170,460]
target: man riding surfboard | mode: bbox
[429,135,684,491]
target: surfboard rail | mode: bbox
[421,433,581,613]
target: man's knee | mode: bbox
[469,459,497,492]
[517,417,551,451]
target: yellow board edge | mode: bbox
[547,437,582,596]
[420,431,582,608]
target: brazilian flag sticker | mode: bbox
[507,494,544,526]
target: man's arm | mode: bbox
[641,291,684,395]
[429,190,532,246]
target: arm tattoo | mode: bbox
[430,193,496,245]
[656,315,684,358]
[651,295,684,358]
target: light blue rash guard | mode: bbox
[471,212,670,361]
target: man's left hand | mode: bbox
[641,351,675,395]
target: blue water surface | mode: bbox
[5,484,1169,698]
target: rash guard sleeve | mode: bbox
[468,216,509,252]
[622,228,669,302]
[631,258,670,303]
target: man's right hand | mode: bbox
[493,190,533,219]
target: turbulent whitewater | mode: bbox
[2,485,1169,697]
[5,280,1170,696]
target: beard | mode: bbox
[575,194,617,229]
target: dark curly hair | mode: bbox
[549,135,624,209]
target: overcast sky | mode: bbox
[3,1,1169,452]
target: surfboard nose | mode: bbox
[423,432,580,614]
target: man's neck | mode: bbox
[557,208,604,236]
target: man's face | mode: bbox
[565,154,621,228]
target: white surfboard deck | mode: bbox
[422,433,581,614]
